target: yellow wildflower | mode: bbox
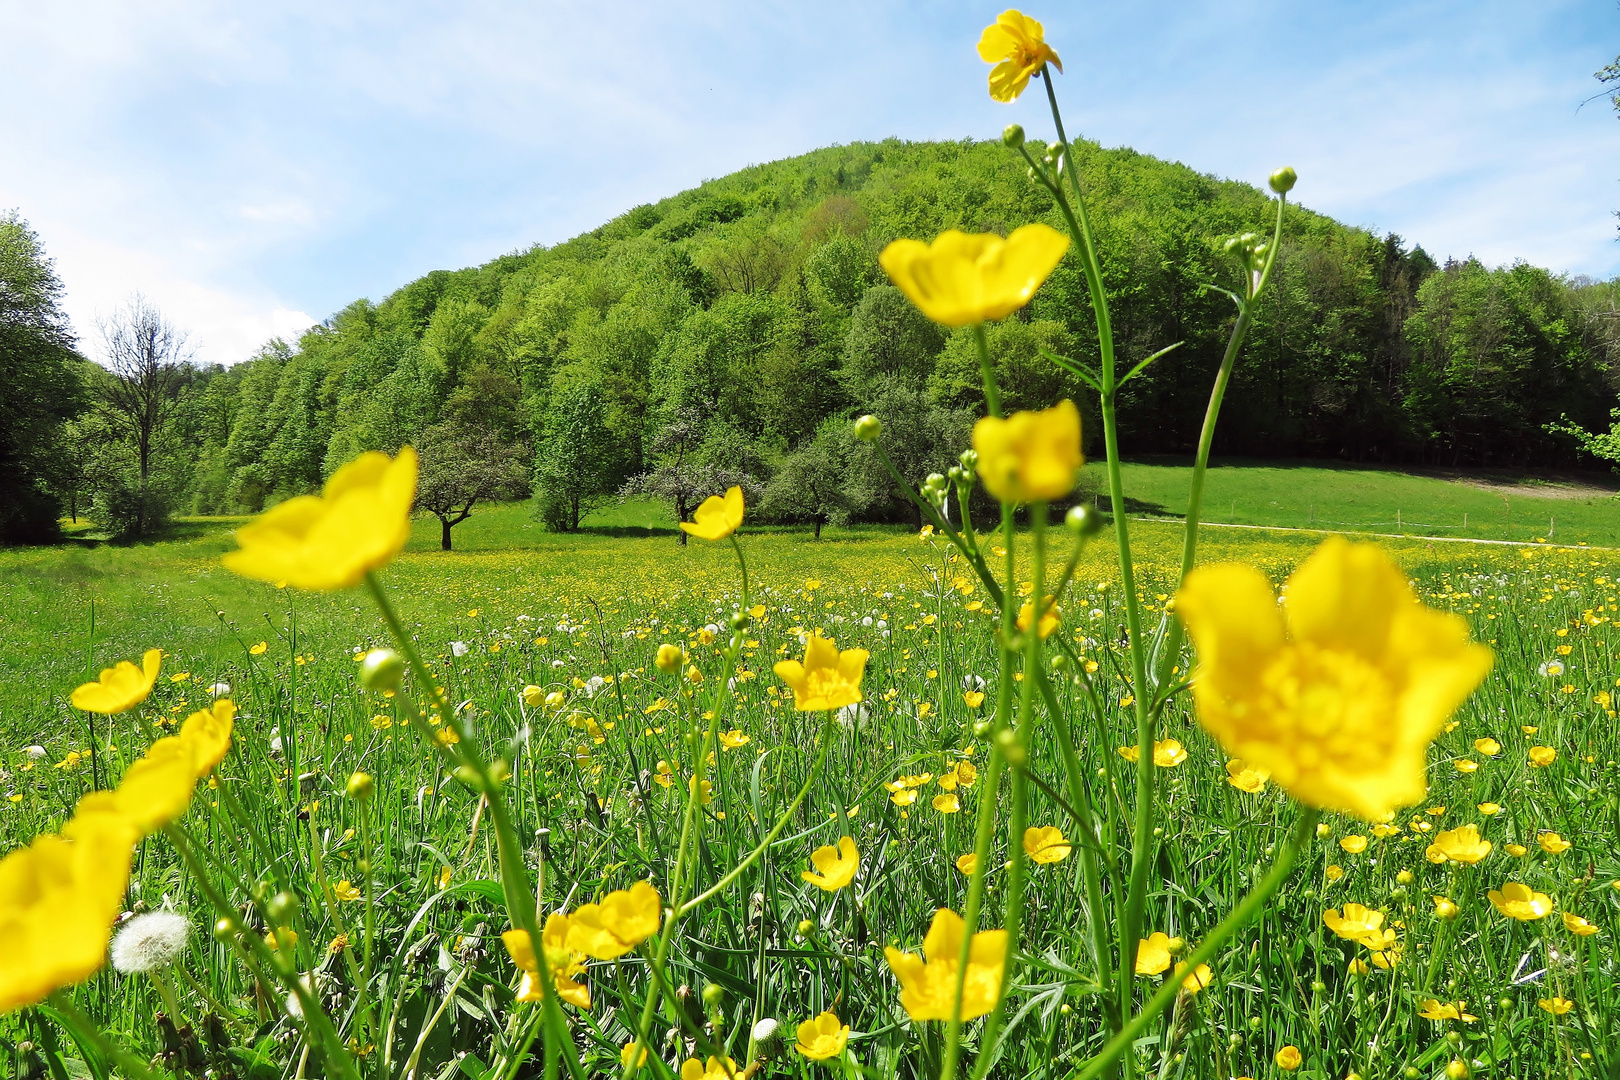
[1425,824,1492,865]
[1225,758,1269,793]
[224,447,417,591]
[1418,999,1477,1022]
[70,649,162,715]
[680,487,744,541]
[1176,961,1212,993]
[1528,745,1557,767]
[883,909,1007,1021]
[1023,825,1071,864]
[1538,997,1574,1015]
[1175,538,1492,820]
[880,225,1069,328]
[1134,932,1172,976]
[976,9,1063,102]
[801,837,858,891]
[0,798,138,1011]
[1487,882,1554,921]
[1562,912,1599,936]
[1323,904,1385,945]
[502,916,590,1009]
[795,1011,850,1061]
[773,634,869,711]
[680,1057,739,1080]
[972,400,1083,504]
[932,792,960,814]
[566,881,662,960]
[1538,832,1571,854]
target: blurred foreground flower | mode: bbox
[502,917,590,1009]
[224,447,417,591]
[880,225,1068,328]
[1176,538,1492,820]
[565,881,661,959]
[975,401,1082,504]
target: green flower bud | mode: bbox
[346,771,374,801]
[213,917,240,943]
[959,448,979,471]
[853,414,882,441]
[1445,1059,1469,1080]
[266,890,299,926]
[973,719,992,738]
[1269,166,1297,194]
[359,649,405,693]
[1001,124,1026,149]
[701,982,725,1009]
[1047,141,1064,161]
[1065,503,1101,537]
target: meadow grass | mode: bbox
[2,503,1618,1078]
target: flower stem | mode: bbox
[1074,808,1321,1080]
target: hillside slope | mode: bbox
[179,137,1619,522]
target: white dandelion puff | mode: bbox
[110,910,190,973]
[450,641,470,658]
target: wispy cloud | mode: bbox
[1,0,1615,364]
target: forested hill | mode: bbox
[179,136,1619,523]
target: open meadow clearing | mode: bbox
[3,505,1619,1078]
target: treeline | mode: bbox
[8,138,1620,542]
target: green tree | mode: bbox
[841,284,943,400]
[414,421,530,550]
[93,295,191,537]
[534,385,616,531]
[0,210,84,543]
[760,420,852,538]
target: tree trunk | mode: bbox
[442,518,453,551]
[676,494,689,546]
[571,494,580,531]
[814,516,822,540]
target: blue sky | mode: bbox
[2,0,1616,365]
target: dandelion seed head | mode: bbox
[110,910,190,973]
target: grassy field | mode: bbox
[2,478,1619,1078]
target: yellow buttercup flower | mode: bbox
[1538,996,1574,1015]
[1425,824,1492,865]
[1528,745,1557,767]
[680,1057,739,1080]
[1323,904,1384,945]
[1016,595,1061,637]
[1134,932,1172,976]
[332,880,362,902]
[502,917,590,1009]
[224,447,417,591]
[795,1011,850,1061]
[802,837,858,891]
[1023,825,1071,864]
[976,9,1063,102]
[1225,758,1269,793]
[880,225,1069,328]
[1340,835,1368,854]
[680,486,744,541]
[565,881,662,960]
[1562,912,1599,936]
[112,736,202,835]
[882,908,1007,1021]
[972,400,1083,504]
[0,797,138,1011]
[955,853,978,875]
[1418,999,1478,1022]
[179,699,235,776]
[1473,737,1501,755]
[1538,831,1571,854]
[1152,739,1188,767]
[71,649,162,714]
[1487,882,1554,921]
[249,640,268,655]
[932,792,960,814]
[1432,896,1460,920]
[1176,962,1212,994]
[773,634,869,712]
[1175,538,1493,820]
[1275,1045,1303,1071]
